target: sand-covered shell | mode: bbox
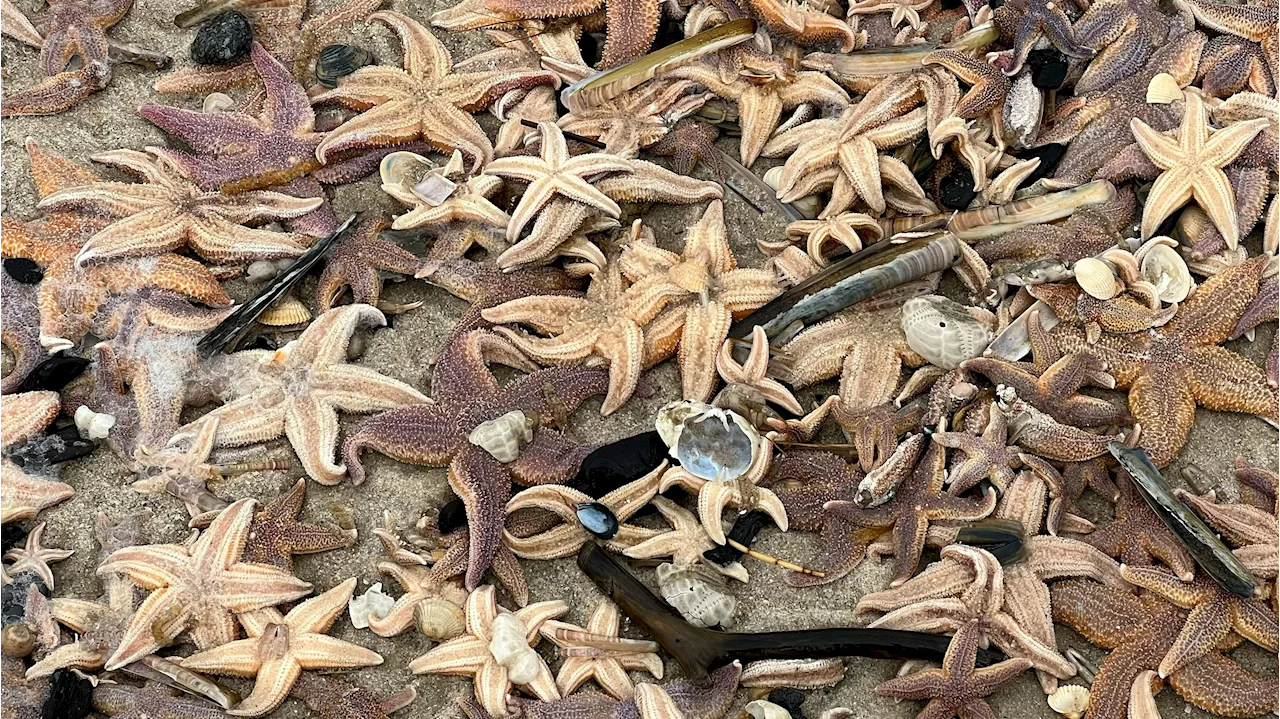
[656,562,736,629]
[1,624,35,657]
[468,410,537,463]
[1047,684,1090,718]
[416,596,467,641]
[489,612,540,684]
[258,294,312,326]
[1072,257,1120,300]
[1136,238,1193,303]
[316,44,374,87]
[74,405,116,440]
[1146,73,1184,104]
[901,295,993,370]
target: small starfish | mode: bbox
[342,329,608,589]
[140,43,322,194]
[657,438,788,546]
[1080,472,1196,580]
[2,522,73,589]
[922,50,1009,124]
[290,673,417,719]
[243,479,356,571]
[482,262,678,415]
[991,0,1094,75]
[1130,93,1269,249]
[932,405,1059,495]
[181,579,382,717]
[0,59,111,116]
[778,212,883,267]
[504,661,742,719]
[96,498,313,669]
[177,304,430,485]
[367,560,468,638]
[874,620,1032,719]
[0,460,75,525]
[380,152,510,260]
[713,326,803,418]
[314,216,422,312]
[416,258,582,339]
[38,149,320,269]
[539,598,663,699]
[314,11,559,167]
[623,496,749,581]
[91,682,225,719]
[646,118,726,179]
[130,416,235,518]
[962,353,1133,428]
[409,584,566,718]
[1176,482,1278,578]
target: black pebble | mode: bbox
[939,168,976,210]
[8,425,95,469]
[652,18,684,50]
[575,502,619,540]
[191,11,252,66]
[2,572,49,626]
[1027,48,1068,90]
[315,44,374,88]
[768,688,808,719]
[1013,142,1066,184]
[17,353,90,393]
[4,258,43,284]
[438,498,467,535]
[246,335,277,351]
[703,510,775,566]
[42,669,94,719]
[570,431,669,497]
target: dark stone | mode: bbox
[17,353,90,393]
[768,688,808,719]
[570,431,669,497]
[1027,48,1068,90]
[939,168,977,210]
[8,425,95,469]
[191,11,252,66]
[438,498,467,535]
[1013,142,1066,184]
[703,510,775,566]
[575,502,619,540]
[577,31,602,69]
[4,258,43,284]
[42,669,94,719]
[316,44,374,88]
[2,572,49,627]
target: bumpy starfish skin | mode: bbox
[539,598,663,699]
[289,673,417,719]
[409,585,566,717]
[0,390,60,447]
[416,258,582,340]
[875,620,1033,719]
[37,149,320,268]
[484,0,658,67]
[1072,0,1169,95]
[313,11,559,166]
[974,188,1136,265]
[767,450,873,586]
[243,479,356,571]
[557,80,706,158]
[1081,473,1196,580]
[1176,484,1278,577]
[0,460,76,525]
[992,0,1094,74]
[646,118,726,179]
[504,660,742,719]
[779,212,883,266]
[97,498,313,669]
[0,60,111,116]
[181,579,382,717]
[141,43,322,194]
[176,304,429,485]
[962,354,1133,427]
[314,216,422,312]
[1051,256,1276,466]
[92,682,226,719]
[343,329,608,589]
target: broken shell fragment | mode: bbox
[74,405,116,440]
[1137,240,1193,303]
[1047,684,1090,718]
[656,562,737,628]
[1146,73,1184,104]
[348,582,395,629]
[468,410,538,463]
[666,403,760,482]
[379,151,436,197]
[1072,257,1120,300]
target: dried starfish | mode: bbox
[1177,0,1278,85]
[343,329,608,589]
[1071,0,1170,95]
[314,216,422,312]
[503,661,742,719]
[97,498,313,669]
[242,479,356,571]
[713,326,803,419]
[289,673,417,719]
[961,353,1133,428]
[314,11,559,167]
[874,620,1032,719]
[181,579,382,717]
[2,522,72,589]
[176,304,430,485]
[623,496,749,581]
[409,584,567,717]
[1081,472,1196,580]
[932,404,1059,495]
[1051,255,1276,466]
[742,0,858,50]
[778,212,883,267]
[0,390,60,447]
[539,598,663,699]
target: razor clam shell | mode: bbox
[985,300,1060,361]
[801,23,997,77]
[947,181,1117,240]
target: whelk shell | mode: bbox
[1047,684,1090,718]
[1072,257,1120,300]
[1146,73,1184,104]
[468,410,538,463]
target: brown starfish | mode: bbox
[1177,0,1278,88]
[932,404,1060,495]
[483,0,659,68]
[974,186,1136,265]
[875,620,1032,719]
[1080,472,1196,580]
[313,11,559,167]
[767,450,871,586]
[1050,255,1276,466]
[416,258,582,340]
[242,479,356,571]
[646,118,727,179]
[961,353,1133,428]
[342,329,609,589]
[290,672,417,719]
[1176,479,1278,578]
[990,0,1094,74]
[557,79,708,158]
[2,653,49,719]
[314,216,422,312]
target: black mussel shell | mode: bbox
[768,688,808,719]
[4,258,43,284]
[571,430,669,497]
[316,44,374,88]
[43,669,94,719]
[1014,142,1066,184]
[2,572,50,626]
[576,502,619,540]
[438,498,467,535]
[1027,48,1068,90]
[703,510,774,565]
[956,518,1026,565]
[17,353,90,393]
[8,424,96,469]
[191,11,252,66]
[939,168,977,210]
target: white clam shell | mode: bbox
[469,410,537,463]
[1146,73,1184,104]
[378,151,434,190]
[1072,257,1120,300]
[1137,240,1193,303]
[1047,684,1090,718]
[347,582,395,629]
[901,295,993,370]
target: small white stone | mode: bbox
[74,405,116,440]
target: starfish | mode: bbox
[0,268,47,394]
[483,0,659,67]
[1071,0,1170,95]
[342,329,609,589]
[380,152,510,261]
[931,405,1061,495]
[2,522,72,589]
[314,11,559,167]
[557,80,708,158]
[538,598,663,699]
[961,353,1133,429]
[656,437,788,545]
[1198,34,1276,96]
[1176,482,1278,578]
[777,212,883,267]
[671,48,849,167]
[241,479,356,571]
[91,682,226,719]
[1050,255,1276,466]
[1001,396,1120,462]
[0,58,111,116]
[314,216,422,312]
[482,262,678,415]
[140,43,322,195]
[1080,472,1196,580]
[180,578,382,717]
[290,673,417,719]
[990,0,1094,74]
[176,304,429,485]
[619,202,782,402]
[0,460,75,525]
[1,140,230,351]
[922,50,1009,126]
[96,498,313,669]
[974,186,1136,265]
[1130,93,1269,249]
[130,416,241,518]
[503,661,742,719]
[766,449,873,586]
[409,584,566,718]
[874,620,1032,719]
[416,258,582,340]
[741,0,858,50]
[367,560,468,638]
[0,390,60,447]
[1120,565,1278,678]
[646,118,726,179]
[713,326,804,419]
[623,496,749,581]
[37,149,320,270]
[1177,0,1279,85]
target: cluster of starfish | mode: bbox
[2,0,1278,714]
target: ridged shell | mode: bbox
[1047,684,1090,718]
[669,259,711,294]
[316,44,374,88]
[901,295,993,370]
[1136,239,1193,303]
[258,295,311,326]
[468,410,537,463]
[1,624,35,658]
[656,563,736,628]
[1072,257,1120,300]
[1146,73,1183,104]
[416,597,467,641]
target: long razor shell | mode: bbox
[729,232,963,339]
[561,18,756,111]
[1107,442,1258,599]
[801,23,997,78]
[124,655,241,709]
[947,180,1116,240]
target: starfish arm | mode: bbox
[139,104,265,153]
[0,63,110,117]
[102,588,188,669]
[75,209,188,263]
[1165,255,1267,345]
[450,446,513,590]
[1183,345,1277,419]
[291,634,383,669]
[1050,579,1149,649]
[188,217,310,263]
[1159,602,1233,677]
[481,295,590,334]
[837,136,886,213]
[736,85,784,167]
[680,302,732,403]
[1170,651,1280,717]
[283,396,345,485]
[312,364,430,412]
[97,544,191,588]
[1230,599,1278,653]
[312,66,416,106]
[408,635,488,675]
[476,658,515,717]
[188,397,287,449]
[509,429,593,486]
[1128,118,1182,169]
[493,326,600,366]
[1025,536,1127,587]
[875,669,949,700]
[718,269,782,312]
[599,0,660,66]
[599,321,645,415]
[987,613,1075,677]
[373,10,452,81]
[1128,366,1197,468]
[227,655,302,717]
[315,101,421,163]
[284,578,355,633]
[180,639,263,677]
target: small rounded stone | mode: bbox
[3,258,42,284]
[576,502,619,539]
[191,11,253,66]
[939,169,976,210]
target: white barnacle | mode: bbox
[468,410,537,463]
